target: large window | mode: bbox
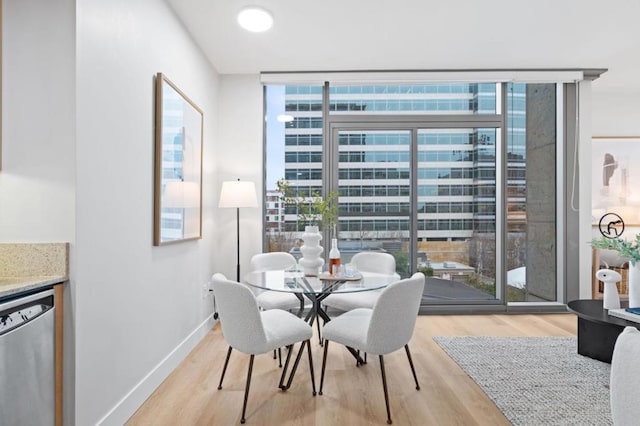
[264,80,562,309]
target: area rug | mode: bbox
[433,336,612,426]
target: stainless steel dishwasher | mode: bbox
[0,289,55,425]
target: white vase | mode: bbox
[298,225,324,276]
[629,262,640,308]
[596,269,621,310]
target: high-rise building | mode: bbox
[265,82,535,297]
[270,84,526,240]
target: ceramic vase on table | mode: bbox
[596,269,621,310]
[299,225,324,276]
[629,262,640,308]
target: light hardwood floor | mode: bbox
[127,313,577,425]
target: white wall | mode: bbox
[215,75,264,280]
[592,91,640,137]
[0,0,76,241]
[0,0,77,422]
[75,0,218,424]
[586,89,640,297]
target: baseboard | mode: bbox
[97,314,217,425]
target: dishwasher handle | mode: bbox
[0,289,55,336]
[0,288,54,311]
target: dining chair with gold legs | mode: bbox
[212,273,316,424]
[319,272,425,424]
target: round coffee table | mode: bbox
[567,299,640,363]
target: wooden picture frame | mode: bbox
[592,136,640,227]
[153,73,203,246]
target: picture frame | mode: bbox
[592,136,640,227]
[153,73,203,246]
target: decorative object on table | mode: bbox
[299,225,324,276]
[596,269,622,310]
[276,179,338,276]
[219,179,258,282]
[592,234,640,308]
[596,266,628,294]
[154,73,203,246]
[317,271,362,281]
[328,235,341,275]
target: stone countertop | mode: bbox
[0,276,67,299]
[0,242,69,300]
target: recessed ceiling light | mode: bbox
[237,6,273,33]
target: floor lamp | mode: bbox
[219,179,258,282]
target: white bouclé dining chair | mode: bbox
[212,273,316,424]
[322,251,399,312]
[319,272,425,424]
[250,252,307,366]
[251,252,304,313]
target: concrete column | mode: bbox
[525,84,557,300]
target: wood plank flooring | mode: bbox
[127,313,577,425]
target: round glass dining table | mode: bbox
[244,269,398,360]
[243,269,396,323]
[243,270,400,364]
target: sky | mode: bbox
[265,85,286,190]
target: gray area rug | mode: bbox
[433,336,612,426]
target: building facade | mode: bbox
[265,82,541,301]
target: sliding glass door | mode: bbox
[416,128,499,302]
[330,125,501,303]
[334,129,412,277]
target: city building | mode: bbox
[265,82,532,297]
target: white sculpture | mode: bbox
[596,268,622,310]
[298,225,324,276]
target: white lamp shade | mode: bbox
[219,180,258,208]
[164,181,200,208]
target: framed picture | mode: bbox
[154,73,203,245]
[592,136,640,228]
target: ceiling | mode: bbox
[167,0,640,94]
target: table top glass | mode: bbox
[243,270,399,295]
